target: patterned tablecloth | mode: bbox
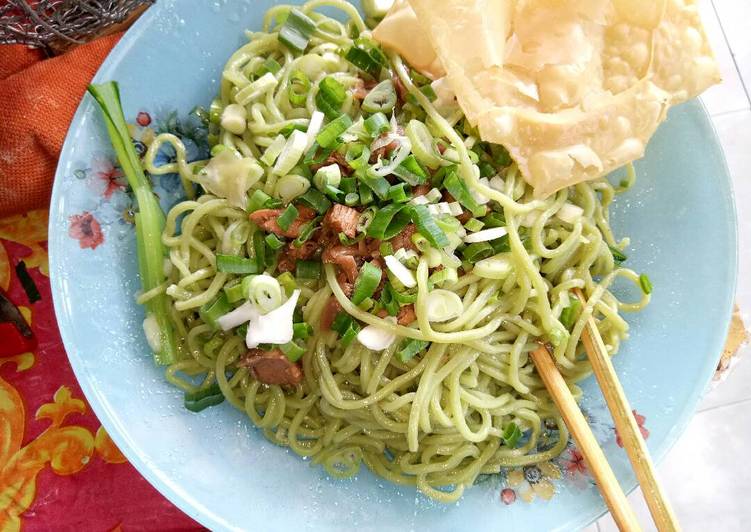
[0,210,202,531]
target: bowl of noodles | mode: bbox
[49,1,737,530]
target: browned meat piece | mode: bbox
[323,204,359,238]
[322,245,359,283]
[277,239,321,274]
[413,184,431,197]
[249,205,316,238]
[240,349,303,386]
[397,304,417,326]
[389,224,417,252]
[320,296,343,331]
[311,150,353,176]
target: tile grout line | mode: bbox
[710,0,751,107]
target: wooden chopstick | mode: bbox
[530,345,641,532]
[574,288,680,532]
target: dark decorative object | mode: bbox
[0,0,151,52]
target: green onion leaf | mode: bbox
[184,383,225,413]
[345,143,370,170]
[361,79,396,114]
[609,245,628,264]
[393,154,428,186]
[292,215,322,247]
[288,70,311,106]
[559,299,581,331]
[388,183,411,203]
[293,322,313,340]
[316,114,353,149]
[639,273,653,295]
[216,254,259,274]
[247,188,281,212]
[316,76,347,119]
[409,205,449,248]
[277,204,299,232]
[297,188,331,214]
[258,57,282,76]
[398,339,429,362]
[279,8,316,53]
[296,259,321,279]
[265,233,286,251]
[366,204,410,240]
[502,422,522,448]
[443,169,486,217]
[352,262,382,305]
[462,242,494,263]
[199,293,231,330]
[364,112,390,137]
[280,340,306,362]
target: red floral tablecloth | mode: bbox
[0,210,202,531]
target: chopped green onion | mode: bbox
[609,245,628,264]
[502,422,522,448]
[409,205,450,248]
[199,293,231,330]
[278,8,316,53]
[388,183,411,203]
[462,242,494,263]
[246,274,283,313]
[379,241,394,256]
[210,144,228,157]
[252,232,266,271]
[393,154,428,186]
[398,339,429,362]
[277,271,297,296]
[217,254,259,274]
[276,204,298,232]
[223,278,246,303]
[362,79,396,114]
[482,211,506,228]
[478,161,496,178]
[292,215,322,246]
[345,143,370,170]
[366,204,410,240]
[639,273,653,295]
[316,114,353,149]
[184,383,225,413]
[491,144,512,168]
[443,169,486,217]
[331,312,356,335]
[258,57,282,76]
[273,130,308,175]
[364,112,390,137]
[261,134,287,166]
[464,218,485,232]
[288,70,311,106]
[345,46,382,76]
[340,323,359,347]
[352,262,382,305]
[358,180,374,205]
[429,267,458,286]
[247,188,281,212]
[275,174,310,203]
[316,76,347,119]
[405,119,441,169]
[265,233,285,250]
[293,322,313,340]
[344,192,360,206]
[209,98,223,125]
[357,169,391,200]
[297,188,331,214]
[296,260,321,279]
[339,177,357,194]
[313,163,342,192]
[559,299,581,330]
[473,253,514,280]
[303,143,332,166]
[280,340,306,362]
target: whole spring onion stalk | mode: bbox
[87,81,177,365]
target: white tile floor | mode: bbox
[585,1,751,531]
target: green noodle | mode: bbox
[141,0,650,503]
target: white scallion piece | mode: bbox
[425,289,463,322]
[220,103,247,135]
[557,203,584,224]
[261,134,286,166]
[305,111,325,151]
[448,202,463,216]
[142,314,162,353]
[384,255,417,288]
[273,130,308,176]
[473,253,514,280]
[411,195,430,205]
[246,290,300,348]
[463,227,508,243]
[357,318,397,351]
[425,188,442,202]
[489,176,505,191]
[218,302,257,331]
[470,176,491,205]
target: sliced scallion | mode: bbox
[398,338,429,362]
[297,188,331,214]
[351,262,382,305]
[639,273,653,295]
[364,112,390,137]
[316,114,353,149]
[443,169,486,217]
[280,340,306,362]
[288,70,311,106]
[265,233,285,251]
[409,205,449,248]
[362,79,396,114]
[199,293,231,330]
[216,254,259,274]
[278,8,316,54]
[277,204,299,232]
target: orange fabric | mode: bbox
[0,34,122,218]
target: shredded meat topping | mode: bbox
[239,349,303,386]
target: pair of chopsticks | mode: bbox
[530,289,680,532]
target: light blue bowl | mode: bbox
[49,1,738,530]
